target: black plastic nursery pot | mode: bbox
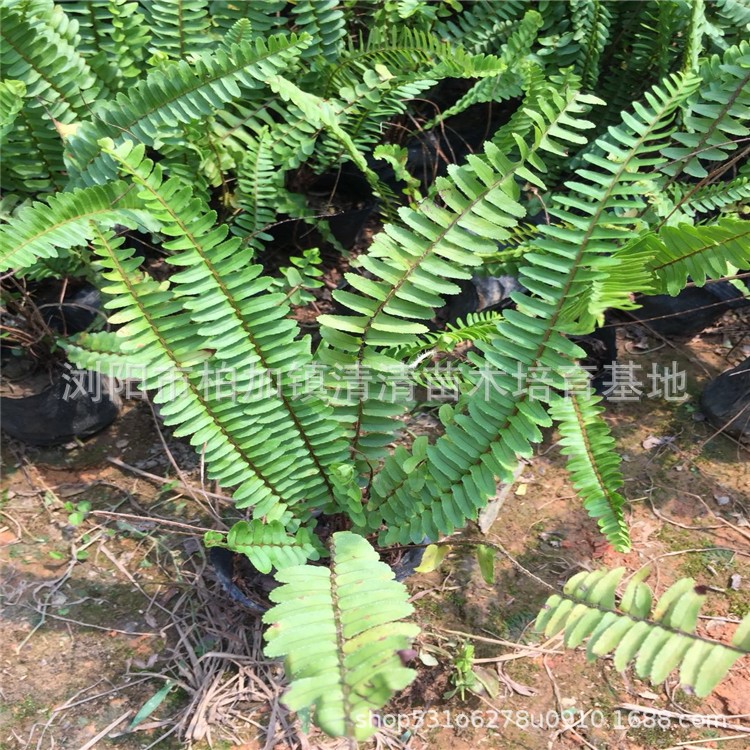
[628,282,750,339]
[0,279,119,446]
[208,546,271,615]
[0,365,120,446]
[264,166,376,265]
[38,284,103,337]
[700,355,750,442]
[208,535,428,614]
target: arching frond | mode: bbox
[537,567,750,697]
[662,41,750,179]
[80,225,306,520]
[263,531,419,741]
[65,34,311,185]
[664,175,750,219]
[364,73,698,545]
[622,217,750,296]
[383,311,506,364]
[204,520,322,574]
[102,139,350,516]
[549,390,631,552]
[0,182,151,272]
[541,72,700,325]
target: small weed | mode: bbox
[63,500,91,527]
[13,696,41,720]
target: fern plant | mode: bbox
[1,0,749,740]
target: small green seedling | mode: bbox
[64,500,92,527]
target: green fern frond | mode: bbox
[549,391,631,552]
[326,44,507,166]
[318,87,600,356]
[570,0,612,89]
[221,18,253,48]
[423,69,517,131]
[59,330,133,378]
[478,223,544,276]
[319,89,600,468]
[709,0,750,49]
[271,247,324,306]
[435,0,525,53]
[103,139,350,515]
[263,531,420,740]
[204,520,322,573]
[210,96,313,175]
[1,104,68,194]
[683,0,706,72]
[232,127,281,248]
[81,225,310,520]
[0,2,105,191]
[665,176,750,219]
[316,140,530,461]
[540,71,700,325]
[0,182,152,272]
[365,75,696,545]
[593,1,687,132]
[359,96,606,539]
[662,41,750,179]
[291,0,346,63]
[490,63,582,163]
[138,0,212,59]
[634,0,686,80]
[266,74,395,205]
[366,323,582,545]
[537,567,750,697]
[535,0,579,70]
[499,9,544,66]
[0,79,25,141]
[0,4,103,117]
[155,121,230,198]
[427,9,542,125]
[63,0,149,84]
[384,311,506,364]
[714,0,750,27]
[209,0,287,36]
[323,27,496,96]
[65,33,311,185]
[2,0,74,38]
[624,217,750,296]
[301,27,509,174]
